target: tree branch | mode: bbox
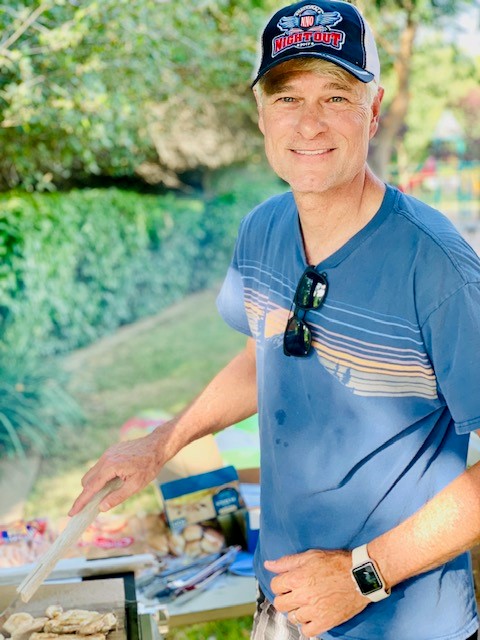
[375,32,397,57]
[0,2,51,53]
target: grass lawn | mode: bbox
[25,285,247,519]
[24,285,253,639]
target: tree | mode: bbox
[455,86,480,160]
[0,1,477,189]
[0,0,274,190]
[355,0,479,179]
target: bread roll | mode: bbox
[182,524,203,542]
[200,528,224,553]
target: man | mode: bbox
[70,1,480,638]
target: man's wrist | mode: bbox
[149,419,182,462]
[351,543,391,602]
[367,537,396,591]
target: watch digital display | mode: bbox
[352,561,383,595]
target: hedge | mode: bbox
[0,165,283,455]
[0,166,282,357]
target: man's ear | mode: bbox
[369,86,384,140]
[253,87,265,135]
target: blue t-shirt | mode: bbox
[217,185,480,640]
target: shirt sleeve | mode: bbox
[216,230,252,337]
[421,281,480,434]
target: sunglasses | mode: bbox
[283,266,328,357]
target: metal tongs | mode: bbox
[0,478,123,631]
[137,545,241,602]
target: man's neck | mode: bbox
[293,169,386,265]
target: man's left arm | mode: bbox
[267,458,480,638]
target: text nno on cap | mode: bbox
[252,0,380,86]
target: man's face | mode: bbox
[255,69,383,196]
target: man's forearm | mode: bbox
[369,459,480,589]
[69,337,258,515]
[153,336,258,461]
[264,458,480,636]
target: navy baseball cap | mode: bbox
[252,0,380,87]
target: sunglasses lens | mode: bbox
[295,270,327,309]
[284,268,327,358]
[283,316,311,357]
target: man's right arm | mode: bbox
[69,336,257,515]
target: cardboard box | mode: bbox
[156,435,224,484]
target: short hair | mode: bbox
[256,58,378,105]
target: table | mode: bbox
[166,573,256,627]
[0,555,257,637]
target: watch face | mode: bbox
[352,561,383,595]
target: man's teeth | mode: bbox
[295,149,329,155]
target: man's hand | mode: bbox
[68,426,170,516]
[265,549,368,637]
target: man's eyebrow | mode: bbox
[323,81,354,91]
[269,82,297,94]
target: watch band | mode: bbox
[351,543,390,602]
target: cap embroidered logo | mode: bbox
[273,4,344,58]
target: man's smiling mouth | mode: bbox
[292,149,332,156]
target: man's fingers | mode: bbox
[270,574,293,596]
[68,470,119,516]
[274,593,297,612]
[81,454,115,487]
[68,486,96,516]
[273,591,305,612]
[98,485,133,512]
[301,619,326,638]
[81,465,100,487]
[68,432,166,517]
[70,479,129,516]
[265,552,306,574]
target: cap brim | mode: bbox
[251,51,375,88]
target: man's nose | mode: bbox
[296,103,329,138]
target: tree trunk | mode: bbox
[369,15,417,181]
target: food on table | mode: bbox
[44,609,62,621]
[0,520,54,569]
[182,524,203,542]
[1,608,117,640]
[4,613,48,637]
[200,528,224,554]
[78,614,117,636]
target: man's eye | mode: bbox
[278,96,296,103]
[330,96,346,103]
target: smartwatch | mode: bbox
[351,544,390,602]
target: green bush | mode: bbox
[0,190,209,354]
[0,344,83,458]
[0,164,283,356]
[0,164,282,455]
